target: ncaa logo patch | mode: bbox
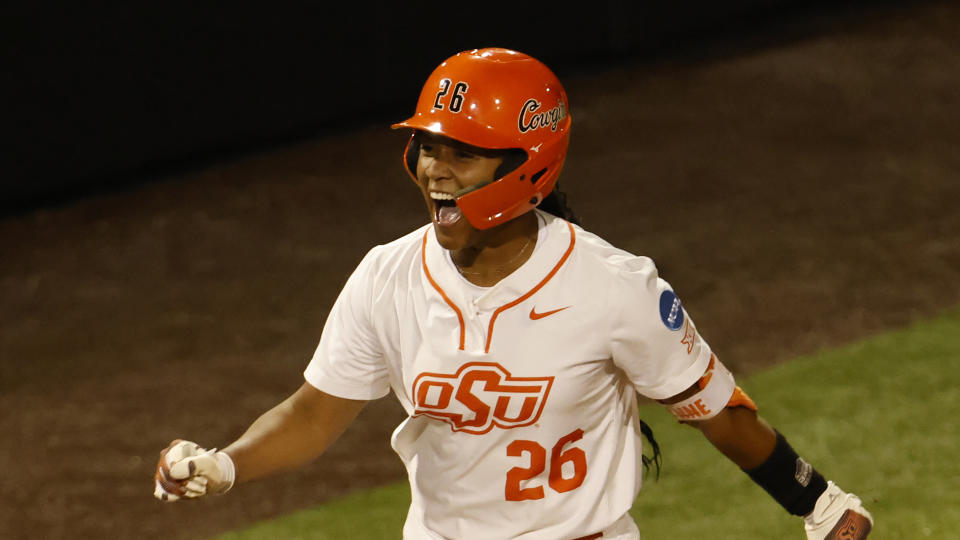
[659,290,684,331]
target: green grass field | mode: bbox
[214,308,960,539]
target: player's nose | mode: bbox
[422,153,453,182]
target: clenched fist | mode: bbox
[804,481,873,539]
[154,439,236,501]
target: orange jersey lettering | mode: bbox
[412,362,554,435]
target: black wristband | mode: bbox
[742,431,827,516]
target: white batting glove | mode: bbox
[153,439,236,502]
[804,481,873,539]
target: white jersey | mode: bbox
[305,210,713,540]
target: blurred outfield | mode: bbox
[213,308,960,539]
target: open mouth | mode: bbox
[430,191,462,226]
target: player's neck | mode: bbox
[451,213,538,287]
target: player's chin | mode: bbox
[432,221,472,251]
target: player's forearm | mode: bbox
[221,400,321,483]
[222,383,366,483]
[693,406,777,469]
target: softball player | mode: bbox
[155,48,873,539]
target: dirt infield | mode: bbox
[2,2,958,539]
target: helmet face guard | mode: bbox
[392,48,571,230]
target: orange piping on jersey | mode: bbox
[484,222,576,353]
[572,533,603,540]
[698,355,757,411]
[697,355,717,389]
[421,230,465,350]
[728,386,758,411]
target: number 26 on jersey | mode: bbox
[506,429,587,501]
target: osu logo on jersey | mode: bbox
[412,362,554,435]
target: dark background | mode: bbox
[5,1,959,539]
[5,0,897,213]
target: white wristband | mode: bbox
[212,450,237,494]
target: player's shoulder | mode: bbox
[565,219,659,281]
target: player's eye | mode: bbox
[419,144,438,157]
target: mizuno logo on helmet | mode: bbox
[518,98,567,133]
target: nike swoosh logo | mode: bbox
[529,306,571,320]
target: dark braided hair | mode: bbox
[640,419,662,479]
[538,185,580,226]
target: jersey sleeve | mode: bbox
[304,247,391,401]
[609,256,713,400]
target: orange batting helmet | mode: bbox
[392,48,572,230]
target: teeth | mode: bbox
[430,192,455,201]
